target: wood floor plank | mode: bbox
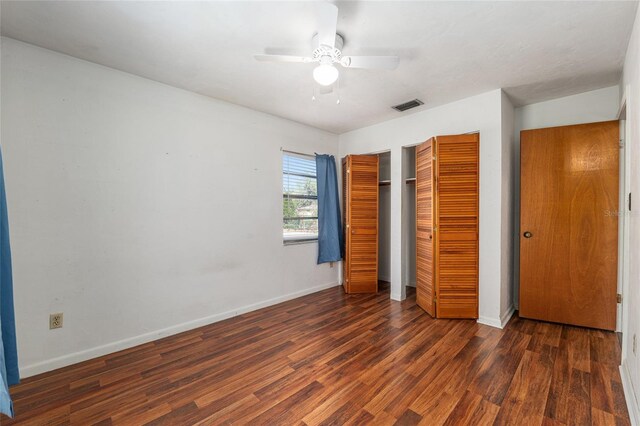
[590,361,629,419]
[493,345,557,425]
[344,409,376,425]
[466,326,532,405]
[3,286,630,425]
[544,330,592,425]
[409,331,502,420]
[301,379,362,426]
[442,390,500,426]
[393,408,422,425]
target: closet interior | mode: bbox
[378,152,391,287]
[402,146,417,294]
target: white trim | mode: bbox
[477,316,502,329]
[283,238,318,246]
[20,281,340,378]
[477,305,515,329]
[619,85,632,357]
[500,305,516,328]
[621,361,640,426]
[618,90,629,120]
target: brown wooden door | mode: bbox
[343,155,378,293]
[416,139,435,316]
[435,134,479,319]
[520,121,619,330]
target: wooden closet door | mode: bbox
[416,139,435,316]
[436,134,479,319]
[520,121,618,330]
[344,155,378,293]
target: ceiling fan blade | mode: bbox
[341,56,400,70]
[254,54,312,63]
[316,2,338,48]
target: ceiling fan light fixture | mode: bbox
[313,63,339,86]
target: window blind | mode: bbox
[282,151,318,242]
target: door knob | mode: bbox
[523,231,532,238]
[429,234,433,240]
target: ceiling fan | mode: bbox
[254,2,399,87]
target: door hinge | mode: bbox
[432,156,437,161]
[617,293,623,304]
[620,139,624,149]
[629,193,632,212]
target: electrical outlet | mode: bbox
[634,334,637,356]
[49,313,63,329]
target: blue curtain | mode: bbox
[315,154,343,264]
[0,149,18,418]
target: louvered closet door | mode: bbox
[435,134,479,318]
[416,139,435,316]
[344,155,379,293]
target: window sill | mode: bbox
[283,238,318,246]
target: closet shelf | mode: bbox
[379,180,391,186]
[405,177,416,184]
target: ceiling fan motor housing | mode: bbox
[312,33,344,64]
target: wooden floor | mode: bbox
[5,284,630,425]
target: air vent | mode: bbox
[392,99,424,112]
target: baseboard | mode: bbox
[378,275,391,283]
[477,316,502,329]
[477,305,515,330]
[20,281,340,378]
[621,361,640,426]
[500,305,516,328]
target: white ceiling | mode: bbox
[1,1,637,133]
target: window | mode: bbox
[282,151,318,243]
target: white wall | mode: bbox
[339,89,513,327]
[512,86,621,309]
[0,38,340,377]
[620,5,640,424]
[515,86,621,131]
[500,92,515,323]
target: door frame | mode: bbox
[619,85,631,354]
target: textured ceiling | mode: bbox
[1,1,637,133]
